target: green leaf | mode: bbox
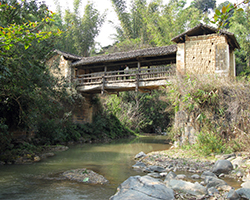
[215,9,221,16]
[222,6,227,14]
[24,44,29,49]
[83,177,89,182]
[237,8,244,12]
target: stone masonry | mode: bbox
[177,34,235,77]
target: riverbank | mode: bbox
[114,147,250,199]
[0,134,137,165]
[140,148,250,181]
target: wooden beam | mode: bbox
[135,74,139,92]
[138,61,141,72]
[101,76,105,95]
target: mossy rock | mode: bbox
[63,168,108,184]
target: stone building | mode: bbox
[172,23,240,77]
[171,24,240,145]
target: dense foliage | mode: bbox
[53,0,106,56]
[168,75,250,155]
[102,90,174,133]
[0,0,68,153]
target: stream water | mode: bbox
[0,136,171,200]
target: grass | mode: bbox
[167,74,250,154]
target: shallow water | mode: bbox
[0,136,171,200]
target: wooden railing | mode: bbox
[75,66,174,86]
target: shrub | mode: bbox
[168,75,250,153]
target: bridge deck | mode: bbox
[75,66,173,94]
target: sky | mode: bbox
[43,0,237,47]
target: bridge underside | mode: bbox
[77,78,171,94]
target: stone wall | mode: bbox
[174,111,197,146]
[72,94,94,124]
[46,56,95,124]
[46,55,73,82]
[175,33,236,146]
[176,34,235,77]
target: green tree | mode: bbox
[145,0,202,46]
[191,0,216,13]
[229,3,250,74]
[0,0,70,152]
[55,0,106,56]
[104,90,173,133]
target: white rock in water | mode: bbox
[134,151,147,159]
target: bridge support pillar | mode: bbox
[72,94,96,124]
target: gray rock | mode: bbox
[63,168,108,184]
[167,164,173,169]
[219,173,225,178]
[211,160,233,175]
[201,171,217,179]
[236,171,244,178]
[191,174,200,179]
[160,172,168,177]
[231,157,246,168]
[208,187,219,196]
[216,153,236,160]
[134,151,147,159]
[166,179,207,197]
[216,184,233,192]
[132,162,146,169]
[241,180,250,189]
[40,152,55,159]
[227,189,241,200]
[0,161,5,165]
[144,165,166,173]
[204,176,227,189]
[176,174,186,180]
[110,175,175,200]
[236,188,250,199]
[147,172,161,178]
[164,171,177,182]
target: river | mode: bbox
[0,135,170,200]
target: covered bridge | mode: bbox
[47,23,240,123]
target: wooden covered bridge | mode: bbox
[47,23,240,123]
[73,45,176,94]
[50,24,239,95]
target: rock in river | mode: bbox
[211,160,233,175]
[165,179,207,197]
[63,168,108,184]
[134,151,147,159]
[110,175,175,200]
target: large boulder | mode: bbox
[227,189,241,200]
[211,160,233,175]
[241,180,250,188]
[165,179,207,197]
[236,188,250,199]
[204,176,227,189]
[110,175,175,200]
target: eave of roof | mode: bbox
[171,23,240,50]
[54,49,82,61]
[72,44,177,67]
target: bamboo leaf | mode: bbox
[215,9,221,16]
[222,6,227,14]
